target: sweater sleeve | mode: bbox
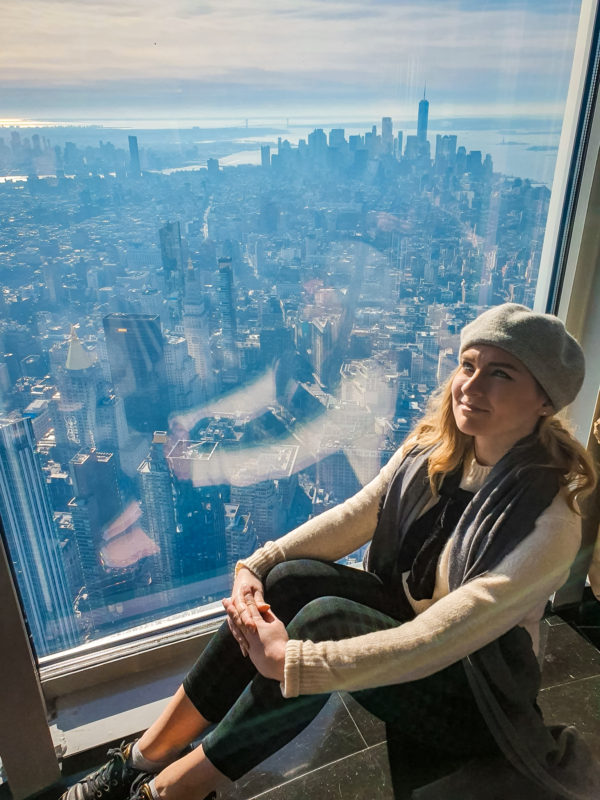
[282,492,581,697]
[239,446,407,579]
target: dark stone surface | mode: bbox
[338,692,387,748]
[218,693,368,800]
[538,674,600,752]
[252,743,394,800]
[540,617,600,689]
[25,610,600,800]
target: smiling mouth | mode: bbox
[459,401,488,413]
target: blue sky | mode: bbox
[0,0,582,124]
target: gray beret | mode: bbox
[459,303,585,411]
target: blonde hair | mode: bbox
[402,369,597,513]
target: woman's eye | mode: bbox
[493,369,510,379]
[461,362,474,373]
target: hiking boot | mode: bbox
[128,774,153,800]
[129,774,216,800]
[60,741,143,800]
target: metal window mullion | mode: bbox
[0,527,61,799]
[551,2,600,606]
[548,3,600,315]
[534,0,600,314]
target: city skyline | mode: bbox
[0,101,557,654]
[1,0,582,123]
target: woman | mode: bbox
[63,304,598,800]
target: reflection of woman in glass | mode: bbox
[63,304,598,800]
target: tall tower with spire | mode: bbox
[54,327,101,458]
[417,86,429,143]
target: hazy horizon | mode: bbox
[2,0,582,123]
[0,112,567,129]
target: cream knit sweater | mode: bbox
[240,448,580,698]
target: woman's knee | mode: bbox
[263,559,296,594]
[264,558,332,599]
[261,560,330,624]
[286,596,378,641]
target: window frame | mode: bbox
[2,2,600,796]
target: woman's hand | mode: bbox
[242,585,288,682]
[231,566,267,629]
[222,566,268,656]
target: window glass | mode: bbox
[0,0,583,657]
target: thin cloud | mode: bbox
[0,0,581,118]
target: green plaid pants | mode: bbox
[183,559,499,781]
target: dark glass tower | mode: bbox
[102,313,168,434]
[69,449,122,620]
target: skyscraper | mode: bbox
[183,267,214,396]
[224,503,257,570]
[228,443,298,546]
[102,313,168,434]
[138,432,180,586]
[311,316,337,387]
[95,391,129,467]
[307,128,328,165]
[128,135,141,177]
[230,479,281,547]
[177,481,227,573]
[54,327,100,459]
[69,449,122,619]
[259,295,292,366]
[159,221,185,295]
[0,414,80,655]
[207,158,220,178]
[164,333,198,411]
[417,89,429,143]
[166,438,228,573]
[217,257,238,375]
[381,117,393,154]
[435,134,458,172]
[329,129,347,150]
[395,131,403,160]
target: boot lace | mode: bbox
[81,743,132,797]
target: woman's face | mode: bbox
[451,344,551,465]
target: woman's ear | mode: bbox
[539,400,554,417]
